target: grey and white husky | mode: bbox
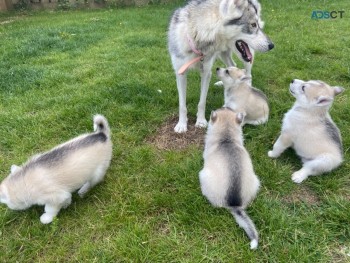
[217,66,269,125]
[168,0,274,133]
[0,115,112,224]
[199,108,260,249]
[268,80,344,183]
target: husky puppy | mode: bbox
[168,0,274,133]
[268,79,344,183]
[0,115,113,224]
[199,108,260,249]
[217,66,269,125]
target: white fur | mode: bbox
[268,79,344,183]
[168,0,274,133]
[199,108,260,249]
[0,115,113,223]
[217,66,269,125]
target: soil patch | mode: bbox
[147,115,206,151]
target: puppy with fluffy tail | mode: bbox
[268,79,343,183]
[199,108,260,249]
[0,115,112,224]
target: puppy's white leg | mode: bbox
[78,182,91,198]
[292,155,341,183]
[196,60,214,128]
[79,165,107,197]
[40,192,72,224]
[268,133,292,158]
[174,74,188,133]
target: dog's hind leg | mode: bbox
[40,192,72,224]
[196,58,215,128]
[174,74,188,133]
[292,154,342,183]
[78,165,108,197]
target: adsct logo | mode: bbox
[311,10,345,19]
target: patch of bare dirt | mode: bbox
[282,185,320,205]
[147,115,206,151]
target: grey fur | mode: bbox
[324,118,343,153]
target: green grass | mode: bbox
[0,1,349,262]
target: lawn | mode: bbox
[0,0,349,262]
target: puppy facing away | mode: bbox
[217,66,269,125]
[199,108,260,249]
[268,79,344,183]
[0,115,112,224]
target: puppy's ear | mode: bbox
[333,86,344,96]
[316,96,333,106]
[11,165,20,174]
[236,112,245,124]
[210,111,218,123]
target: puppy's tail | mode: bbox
[230,207,259,250]
[93,114,111,138]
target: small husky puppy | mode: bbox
[217,67,269,125]
[0,115,113,224]
[268,79,344,183]
[199,108,260,249]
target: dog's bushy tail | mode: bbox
[93,114,111,138]
[230,207,259,250]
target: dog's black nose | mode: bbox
[291,79,295,84]
[268,42,274,50]
[216,67,220,71]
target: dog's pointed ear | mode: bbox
[219,0,245,17]
[316,96,333,106]
[210,111,218,123]
[10,165,20,174]
[236,112,245,124]
[333,86,344,96]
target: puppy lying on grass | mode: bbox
[268,79,343,183]
[216,66,269,125]
[199,107,260,249]
[0,115,112,224]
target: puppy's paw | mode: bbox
[268,150,279,158]
[195,118,208,128]
[292,171,308,184]
[174,122,188,133]
[40,213,54,224]
[214,81,224,87]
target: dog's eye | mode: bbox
[301,85,305,92]
[251,23,257,28]
[225,70,229,75]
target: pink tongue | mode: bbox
[242,42,252,61]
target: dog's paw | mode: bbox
[250,239,258,250]
[195,119,208,128]
[214,81,224,87]
[174,122,188,133]
[268,150,279,158]
[291,171,308,184]
[40,213,54,224]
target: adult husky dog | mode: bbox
[168,0,274,133]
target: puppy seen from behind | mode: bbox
[199,107,260,249]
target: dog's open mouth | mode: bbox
[235,40,252,63]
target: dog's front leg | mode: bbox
[219,50,237,67]
[174,74,188,133]
[196,59,215,128]
[268,132,292,158]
